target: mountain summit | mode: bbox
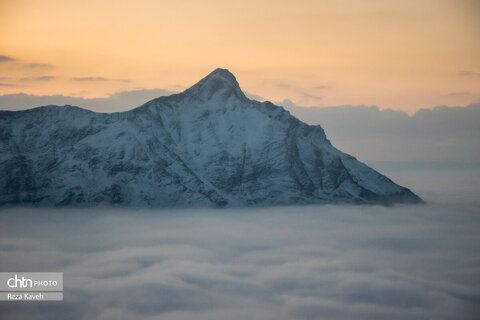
[185,68,247,101]
[0,68,421,207]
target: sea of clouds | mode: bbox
[0,166,479,319]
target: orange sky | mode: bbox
[0,0,479,112]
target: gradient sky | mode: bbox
[0,0,479,112]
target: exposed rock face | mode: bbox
[0,68,422,207]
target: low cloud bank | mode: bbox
[284,103,480,165]
[0,89,175,113]
[0,168,478,320]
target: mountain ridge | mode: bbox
[0,68,422,207]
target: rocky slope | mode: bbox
[0,68,421,207]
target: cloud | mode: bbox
[278,98,296,108]
[459,70,480,77]
[275,84,326,104]
[0,88,176,112]
[276,83,291,89]
[244,91,265,101]
[284,103,480,165]
[0,55,14,62]
[20,76,56,82]
[72,76,109,81]
[448,92,471,96]
[26,63,55,69]
[312,85,330,90]
[72,76,131,82]
[302,92,323,101]
[35,76,55,81]
[0,83,16,87]
[0,57,54,69]
[0,187,479,320]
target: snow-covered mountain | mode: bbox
[0,68,421,207]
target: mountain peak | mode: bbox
[186,68,246,101]
[209,67,236,79]
[0,68,422,206]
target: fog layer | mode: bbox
[0,166,479,320]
